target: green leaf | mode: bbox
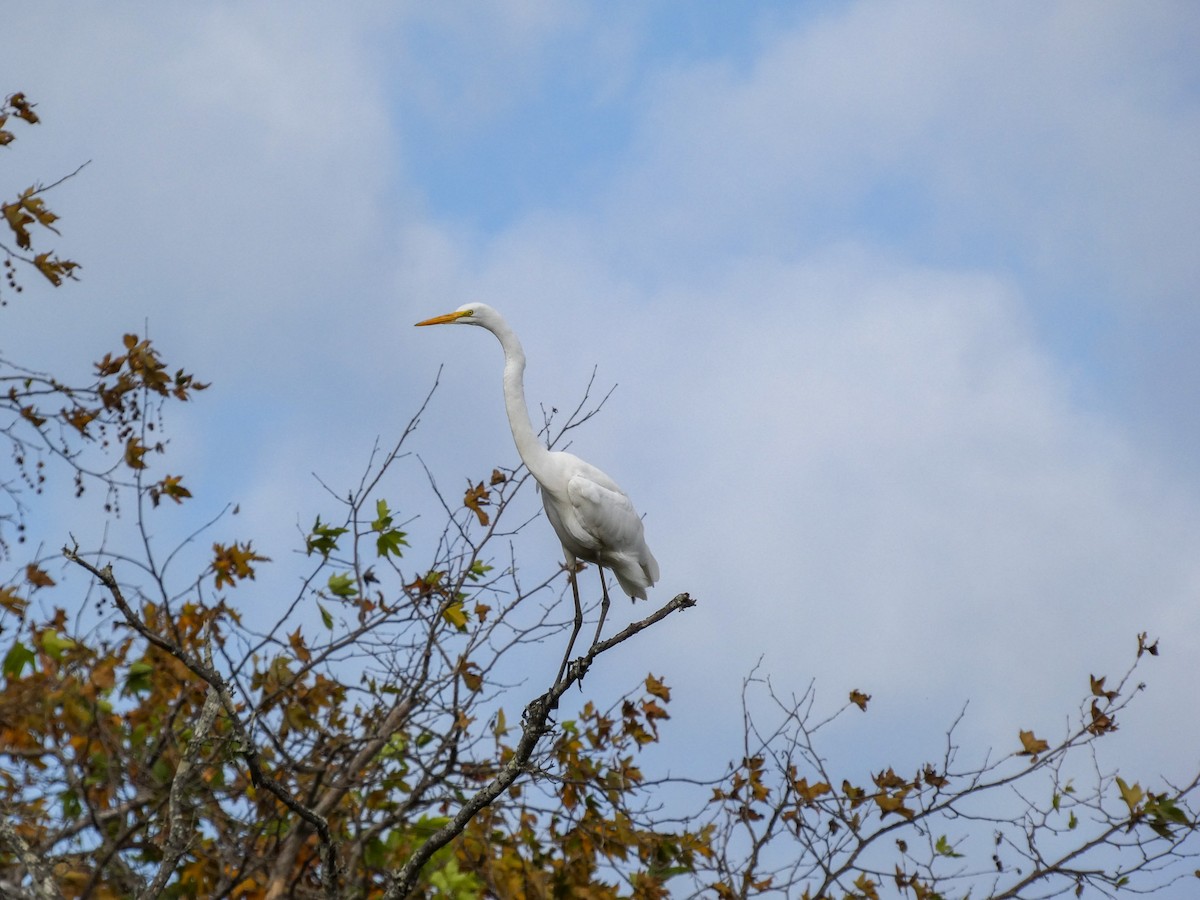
[1116,776,1144,815]
[317,602,334,629]
[40,629,76,660]
[306,517,348,558]
[60,789,82,820]
[327,572,358,598]
[3,641,36,679]
[372,498,393,530]
[376,529,409,559]
[123,660,154,696]
[467,559,493,581]
[934,835,963,858]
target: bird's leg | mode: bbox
[591,567,611,647]
[556,565,585,685]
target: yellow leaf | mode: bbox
[1116,776,1144,814]
[442,600,468,630]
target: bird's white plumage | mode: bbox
[415,302,659,602]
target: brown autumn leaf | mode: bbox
[850,689,870,711]
[645,673,671,702]
[489,467,506,485]
[1137,632,1159,657]
[124,436,148,470]
[458,657,483,692]
[288,627,312,664]
[922,764,949,789]
[1018,729,1050,760]
[1087,700,1118,736]
[149,473,192,507]
[874,789,916,821]
[0,587,28,615]
[873,768,908,790]
[61,406,98,434]
[1090,674,1118,702]
[793,776,832,806]
[33,252,80,286]
[463,480,490,526]
[212,541,270,590]
[25,563,55,589]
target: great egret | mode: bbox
[415,303,659,657]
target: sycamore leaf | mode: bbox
[212,541,270,589]
[306,518,347,558]
[25,563,55,589]
[935,835,963,858]
[646,673,671,702]
[1018,730,1050,759]
[793,777,832,806]
[376,528,409,559]
[458,658,483,692]
[1087,700,1118,736]
[3,641,36,679]
[466,559,493,581]
[1116,776,1144,815]
[33,252,80,286]
[124,436,149,470]
[327,572,358,599]
[149,474,192,507]
[0,587,28,616]
[1137,632,1159,657]
[40,629,76,661]
[463,481,491,526]
[922,765,948,789]
[442,600,468,630]
[1090,674,1118,702]
[874,790,915,820]
[62,406,98,435]
[123,661,154,696]
[853,873,880,900]
[288,627,311,664]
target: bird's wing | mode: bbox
[565,473,645,553]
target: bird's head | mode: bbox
[414,302,498,329]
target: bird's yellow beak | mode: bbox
[415,310,473,327]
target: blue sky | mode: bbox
[8,1,1200,883]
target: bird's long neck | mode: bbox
[492,320,554,483]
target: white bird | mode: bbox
[415,303,659,655]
